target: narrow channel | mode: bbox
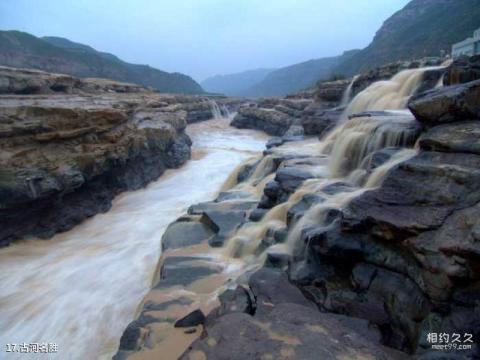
[0,116,268,359]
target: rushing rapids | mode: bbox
[117,65,445,358]
[0,112,268,359]
[1,64,447,359]
[343,66,445,117]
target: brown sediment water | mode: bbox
[0,65,442,359]
[0,113,268,360]
[342,66,446,117]
[111,65,439,359]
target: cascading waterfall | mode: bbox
[321,112,418,178]
[221,104,231,118]
[343,66,444,118]
[223,65,445,260]
[340,75,359,107]
[209,99,225,119]
[435,73,445,88]
[1,63,449,359]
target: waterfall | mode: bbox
[343,66,444,118]
[321,112,418,178]
[221,104,231,118]
[209,100,229,119]
[340,75,359,107]
[222,66,436,259]
[435,73,445,88]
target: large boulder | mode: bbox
[315,78,350,105]
[408,80,480,125]
[444,55,480,86]
[418,121,480,155]
[231,105,293,136]
[345,151,480,238]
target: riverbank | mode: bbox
[0,66,245,246]
[0,116,268,359]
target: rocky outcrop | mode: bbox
[409,79,480,125]
[182,269,407,360]
[288,80,480,357]
[0,66,150,95]
[231,59,447,138]
[314,78,350,105]
[117,59,480,359]
[231,98,312,136]
[0,68,230,245]
[444,55,480,86]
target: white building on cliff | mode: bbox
[452,28,480,58]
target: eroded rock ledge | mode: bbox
[230,57,447,139]
[118,58,480,359]
[0,67,236,245]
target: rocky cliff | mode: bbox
[0,67,224,246]
[334,0,480,76]
[0,31,204,94]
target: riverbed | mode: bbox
[0,117,268,359]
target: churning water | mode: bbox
[0,113,268,359]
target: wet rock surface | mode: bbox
[117,59,480,360]
[182,269,408,360]
[409,79,480,126]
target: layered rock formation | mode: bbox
[119,58,480,359]
[0,67,228,245]
[231,58,446,139]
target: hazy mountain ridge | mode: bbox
[334,0,480,75]
[0,31,204,94]
[201,68,275,96]
[218,50,359,98]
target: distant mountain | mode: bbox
[201,68,275,96]
[244,50,360,97]
[0,31,204,94]
[335,0,480,76]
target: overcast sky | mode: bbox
[0,0,410,81]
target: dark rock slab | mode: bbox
[287,193,325,225]
[216,286,255,317]
[408,80,480,126]
[419,121,480,155]
[344,151,480,240]
[444,54,480,86]
[156,256,222,288]
[202,210,247,247]
[275,166,317,193]
[161,218,214,251]
[174,309,206,328]
[249,268,313,312]
[181,303,407,360]
[231,106,293,136]
[188,200,257,215]
[364,147,403,170]
[301,105,343,136]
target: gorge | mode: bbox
[2,53,478,359]
[1,1,480,359]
